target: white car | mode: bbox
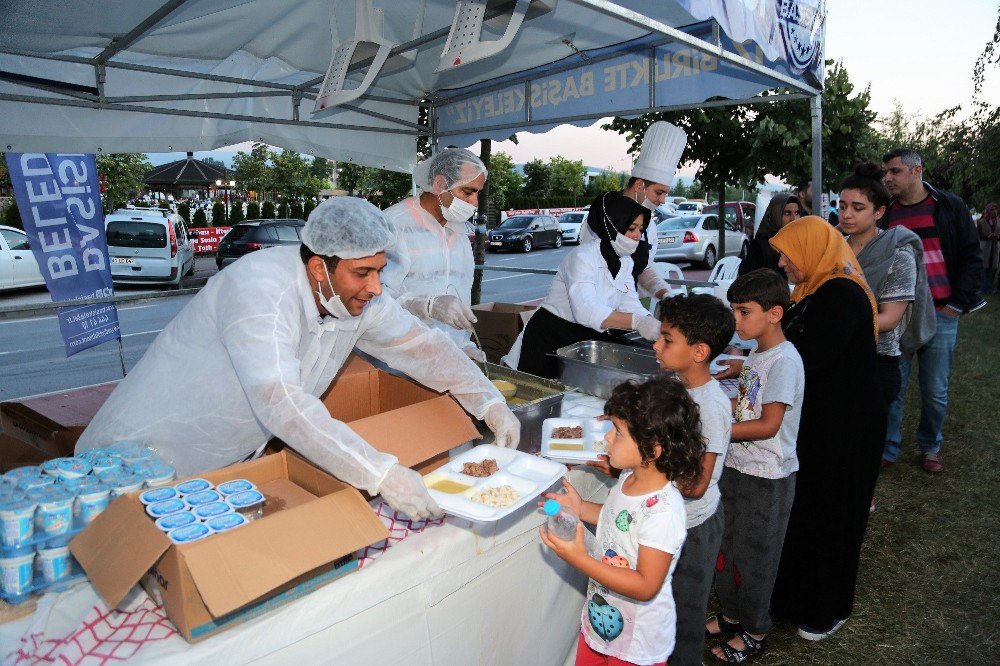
[674,201,705,214]
[654,214,748,269]
[105,208,195,288]
[0,225,45,292]
[556,211,587,244]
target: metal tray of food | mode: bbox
[479,363,566,454]
[552,340,663,399]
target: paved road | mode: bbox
[0,248,709,400]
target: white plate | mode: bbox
[423,445,567,522]
[540,417,610,463]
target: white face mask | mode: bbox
[631,183,658,211]
[316,264,357,319]
[439,190,478,223]
[600,193,641,257]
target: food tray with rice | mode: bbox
[423,445,566,522]
[540,417,613,464]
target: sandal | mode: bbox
[712,629,767,663]
[705,614,743,639]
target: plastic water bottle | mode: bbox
[543,499,579,541]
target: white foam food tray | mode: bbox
[423,444,567,522]
[540,417,612,464]
[710,353,744,374]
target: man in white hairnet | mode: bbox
[381,148,487,362]
[77,197,520,521]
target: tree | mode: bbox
[229,197,244,225]
[232,143,271,199]
[337,162,367,195]
[261,200,275,219]
[277,200,289,218]
[303,200,315,220]
[587,168,625,195]
[3,200,21,229]
[192,208,207,227]
[270,149,313,200]
[96,153,152,212]
[973,6,1000,98]
[547,156,587,201]
[485,152,522,211]
[246,201,261,220]
[201,156,226,169]
[522,158,550,201]
[289,200,304,220]
[177,203,191,224]
[211,201,225,226]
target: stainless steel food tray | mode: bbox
[480,363,566,454]
[552,340,663,399]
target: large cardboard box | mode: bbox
[71,450,388,643]
[0,432,51,472]
[0,382,118,457]
[321,355,481,475]
[471,302,537,363]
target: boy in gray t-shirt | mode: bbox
[706,269,805,663]
[651,294,736,666]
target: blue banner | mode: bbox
[5,153,120,357]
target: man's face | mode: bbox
[313,253,386,316]
[882,157,923,199]
[437,166,486,210]
[799,181,813,207]
[643,181,670,206]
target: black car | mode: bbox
[216,219,305,269]
[486,214,563,253]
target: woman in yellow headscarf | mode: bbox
[766,216,885,641]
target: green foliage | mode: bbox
[211,202,224,226]
[201,156,226,168]
[232,143,271,198]
[973,6,1000,97]
[587,168,625,195]
[277,200,289,218]
[261,200,275,219]
[3,200,22,229]
[158,200,170,210]
[192,208,207,227]
[246,201,261,220]
[177,203,190,224]
[548,156,587,198]
[228,198,244,225]
[303,200,315,220]
[485,152,522,211]
[336,162,412,207]
[289,200,304,220]
[521,158,550,201]
[97,153,153,212]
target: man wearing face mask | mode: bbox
[77,197,521,521]
[516,192,663,379]
[382,148,488,362]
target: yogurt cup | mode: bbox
[205,512,247,533]
[217,479,256,496]
[75,486,111,525]
[0,498,37,549]
[90,455,124,475]
[183,489,222,507]
[40,458,65,477]
[154,511,198,532]
[57,476,86,493]
[17,474,55,492]
[0,552,35,597]
[37,488,75,537]
[174,479,212,496]
[56,458,92,480]
[139,486,179,505]
[108,441,154,463]
[146,498,187,519]
[192,501,233,521]
[109,474,145,499]
[36,545,73,584]
[226,489,265,521]
[4,466,40,483]
[143,464,177,488]
[167,522,212,545]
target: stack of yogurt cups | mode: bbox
[0,441,177,602]
[143,478,265,545]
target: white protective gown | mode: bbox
[76,245,503,494]
[381,197,476,353]
[578,220,665,298]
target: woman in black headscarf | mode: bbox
[517,192,663,379]
[738,193,800,277]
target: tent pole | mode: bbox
[810,95,822,217]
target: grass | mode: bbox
[708,295,1000,664]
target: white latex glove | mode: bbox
[484,402,521,448]
[428,295,477,330]
[633,313,662,341]
[378,463,443,521]
[463,345,487,363]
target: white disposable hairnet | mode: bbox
[301,196,395,259]
[412,148,487,195]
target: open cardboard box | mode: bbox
[471,302,537,363]
[70,450,389,643]
[321,355,482,475]
[0,381,118,458]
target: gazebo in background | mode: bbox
[144,152,234,201]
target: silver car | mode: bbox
[557,211,586,244]
[654,214,748,269]
[105,208,196,288]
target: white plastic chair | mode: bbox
[647,262,688,315]
[691,256,742,296]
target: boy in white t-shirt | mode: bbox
[540,377,705,666]
[652,294,736,666]
[706,268,805,664]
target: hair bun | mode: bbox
[854,161,883,180]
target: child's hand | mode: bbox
[585,455,620,479]
[538,522,587,563]
[539,478,583,515]
[712,358,743,380]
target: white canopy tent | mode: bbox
[0,0,826,191]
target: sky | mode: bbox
[150,0,999,179]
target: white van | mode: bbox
[105,208,195,288]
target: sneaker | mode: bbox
[920,452,944,474]
[880,458,893,469]
[797,619,846,641]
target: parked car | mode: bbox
[674,200,705,214]
[0,225,45,292]
[556,211,587,244]
[487,214,563,252]
[703,201,757,239]
[216,219,306,269]
[105,208,195,288]
[653,214,748,269]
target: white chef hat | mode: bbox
[630,121,688,187]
